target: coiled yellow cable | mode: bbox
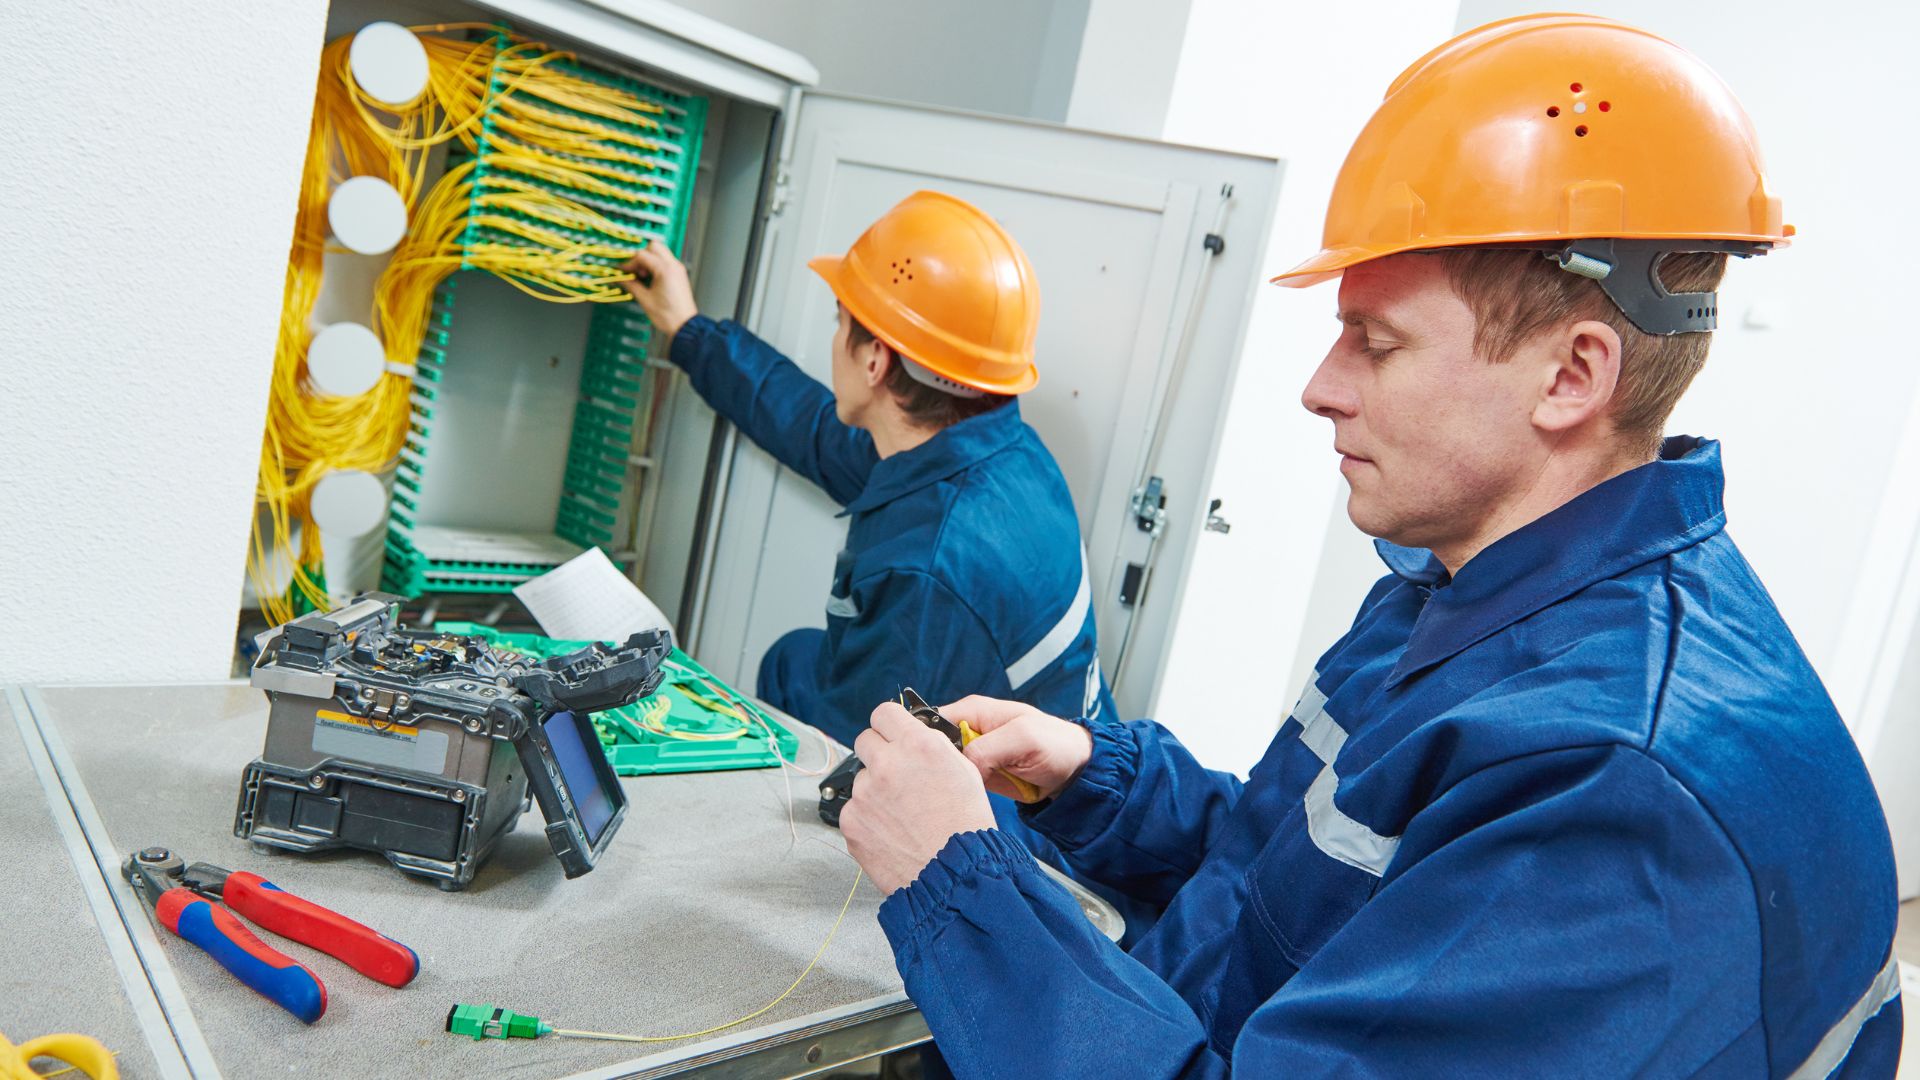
[251,27,680,624]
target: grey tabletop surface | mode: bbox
[2,690,161,1078]
[26,681,907,1079]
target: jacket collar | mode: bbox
[840,400,1027,516]
[1381,436,1729,687]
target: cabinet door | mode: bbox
[697,91,1281,718]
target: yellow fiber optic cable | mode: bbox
[549,868,864,1044]
[250,27,685,622]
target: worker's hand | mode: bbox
[945,696,1093,802]
[619,243,699,342]
[842,702,996,895]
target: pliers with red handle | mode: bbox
[121,846,418,1024]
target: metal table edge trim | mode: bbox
[16,684,223,1079]
[558,993,929,1080]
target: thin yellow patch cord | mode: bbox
[635,720,751,741]
[457,36,669,126]
[353,33,666,159]
[479,65,668,136]
[488,114,668,167]
[346,27,503,152]
[525,657,863,1046]
[487,136,672,196]
[550,868,865,1045]
[253,30,686,619]
[481,142,673,211]
[250,34,440,620]
[489,101,667,155]
[372,174,643,340]
[687,670,838,781]
[635,689,749,741]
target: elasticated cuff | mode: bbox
[1021,715,1139,853]
[877,828,1040,950]
[668,313,720,372]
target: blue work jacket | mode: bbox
[669,315,1115,735]
[877,437,1903,1077]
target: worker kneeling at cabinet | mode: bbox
[837,16,1902,1078]
[623,191,1135,915]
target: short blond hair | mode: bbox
[1438,248,1728,459]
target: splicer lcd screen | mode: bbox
[543,710,618,845]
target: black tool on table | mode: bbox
[817,688,1038,826]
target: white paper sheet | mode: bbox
[512,546,674,643]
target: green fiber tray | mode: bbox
[434,623,798,775]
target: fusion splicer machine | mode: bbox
[236,594,669,889]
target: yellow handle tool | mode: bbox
[900,687,1047,803]
[1,1030,118,1080]
[955,720,1046,803]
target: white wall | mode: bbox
[1063,0,1196,138]
[1133,0,1463,773]
[0,1,327,683]
[661,0,1092,121]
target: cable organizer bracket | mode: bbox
[378,27,709,597]
[249,23,710,626]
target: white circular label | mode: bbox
[307,322,386,397]
[349,22,431,107]
[327,176,407,255]
[310,470,389,538]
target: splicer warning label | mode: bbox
[313,709,449,773]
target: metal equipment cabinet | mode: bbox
[317,0,1282,719]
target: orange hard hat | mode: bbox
[1274,15,1789,333]
[809,190,1040,395]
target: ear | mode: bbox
[863,340,893,390]
[1532,319,1623,434]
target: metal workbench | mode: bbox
[4,681,930,1079]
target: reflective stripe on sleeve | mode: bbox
[1787,952,1902,1080]
[1006,548,1090,690]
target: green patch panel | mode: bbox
[380,29,706,597]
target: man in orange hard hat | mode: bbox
[833,16,1902,1076]
[622,191,1124,889]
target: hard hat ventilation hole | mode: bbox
[1575,125,1589,137]
[1570,82,1583,93]
[1547,106,1560,117]
[1599,100,1612,112]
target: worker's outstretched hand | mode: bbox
[944,696,1093,803]
[842,702,996,895]
[619,242,699,342]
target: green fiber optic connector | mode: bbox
[446,1003,553,1040]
